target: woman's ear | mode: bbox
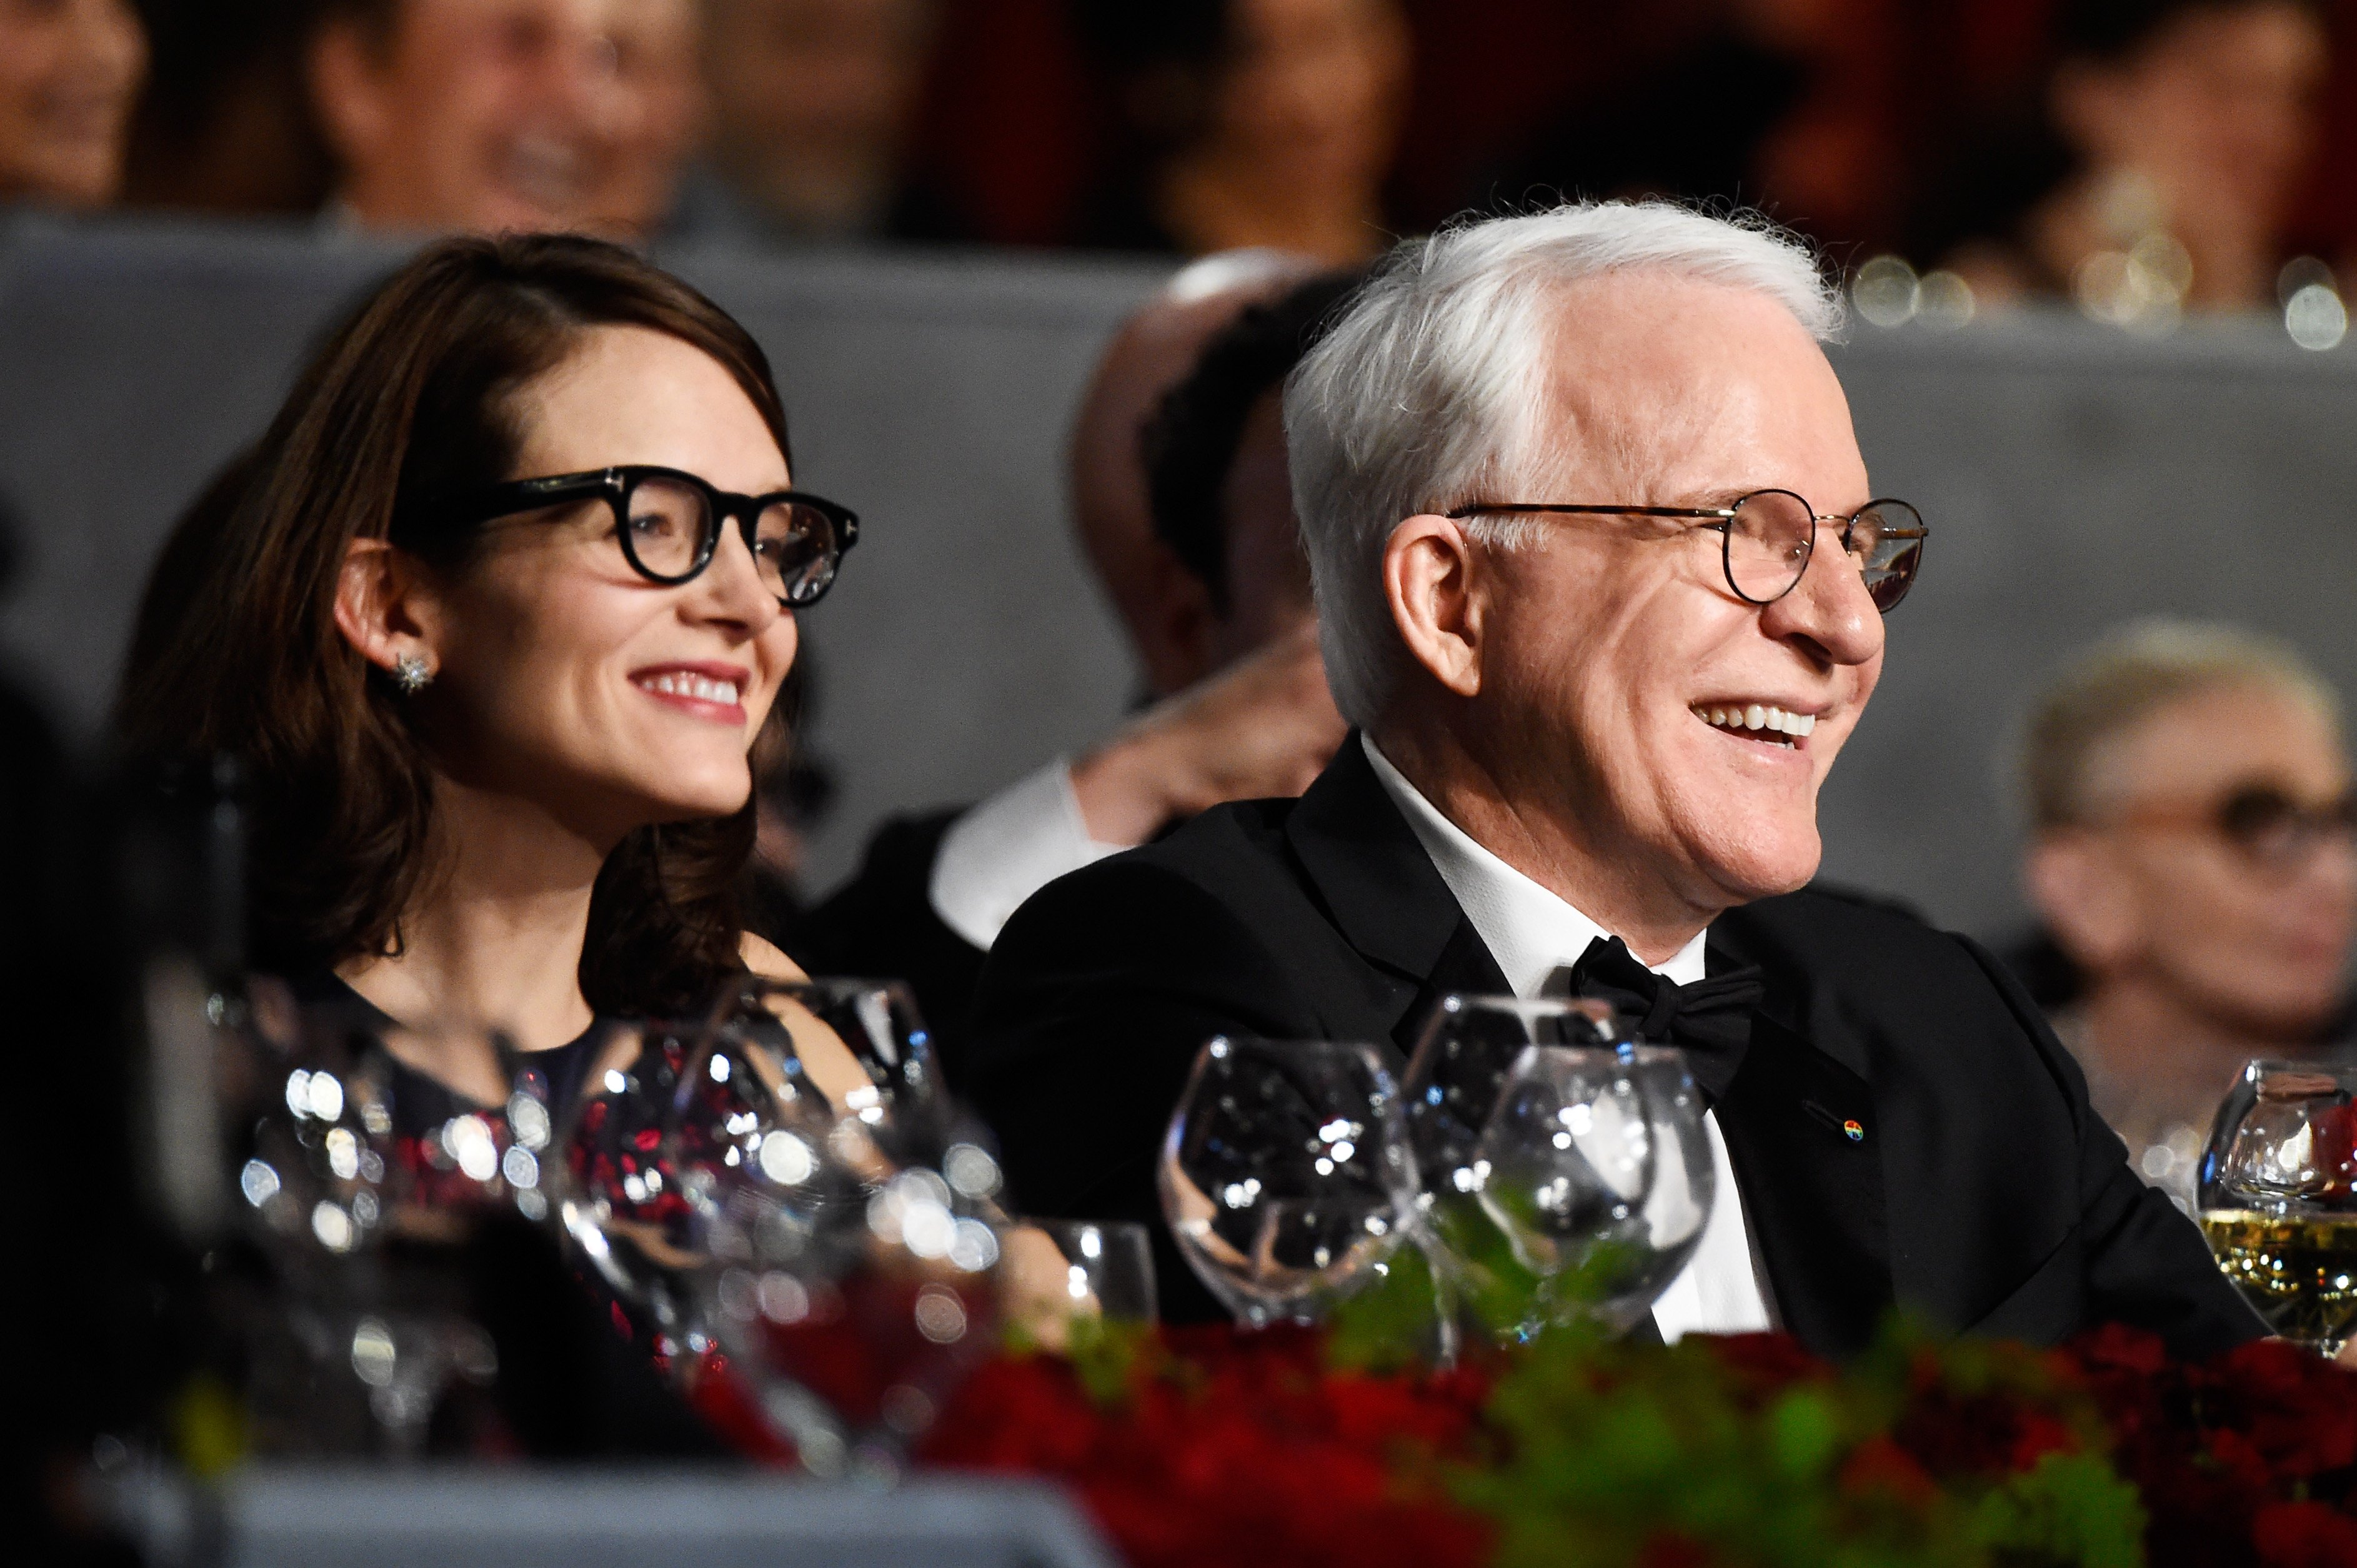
[1383,514,1484,698]
[2025,830,2142,973]
[333,537,442,679]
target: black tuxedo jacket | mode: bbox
[964,737,2263,1358]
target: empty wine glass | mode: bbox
[2198,1059,2357,1356]
[1473,1043,1714,1338]
[699,976,966,1167]
[1000,1218,1158,1347]
[1400,995,1625,1342]
[214,980,515,1454]
[1159,1036,1416,1327]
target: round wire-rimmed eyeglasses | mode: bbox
[1445,490,1927,613]
[452,464,860,608]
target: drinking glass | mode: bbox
[1473,1043,1715,1337]
[1159,1036,1417,1327]
[692,1139,1003,1478]
[2198,1059,2357,1356]
[699,976,970,1173]
[215,980,515,1454]
[1398,995,1630,1349]
[547,985,1002,1477]
[1000,1218,1158,1346]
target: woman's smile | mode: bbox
[630,659,752,725]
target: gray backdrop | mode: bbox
[5,214,2353,942]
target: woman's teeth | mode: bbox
[643,673,739,705]
[1695,703,1815,740]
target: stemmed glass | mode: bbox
[1158,1036,1417,1327]
[999,1219,1159,1348]
[549,976,1007,1476]
[216,980,518,1454]
[1472,1043,1715,1337]
[702,976,967,1168]
[1400,995,1628,1346]
[2198,1059,2357,1357]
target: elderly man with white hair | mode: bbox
[964,201,2262,1357]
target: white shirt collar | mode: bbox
[1360,732,1708,997]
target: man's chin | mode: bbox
[1698,834,1823,909]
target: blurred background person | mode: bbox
[675,0,966,242]
[121,0,334,216]
[1913,0,2330,315]
[1068,0,1410,262]
[782,254,1354,1067]
[2011,619,2357,1209]
[1485,1,1841,221]
[0,0,146,208]
[307,0,703,239]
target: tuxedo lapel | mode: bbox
[1706,923,1894,1358]
[1282,737,1511,1058]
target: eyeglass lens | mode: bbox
[622,474,842,605]
[1725,491,1923,612]
[2216,786,2357,868]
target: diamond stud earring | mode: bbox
[392,653,435,695]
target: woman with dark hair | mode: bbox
[119,232,859,1090]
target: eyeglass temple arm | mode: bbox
[1442,502,1735,521]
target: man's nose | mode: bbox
[1758,523,1884,667]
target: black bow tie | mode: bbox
[1549,935,1764,1103]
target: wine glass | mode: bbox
[1158,1036,1417,1327]
[551,990,1003,1476]
[1000,1218,1158,1347]
[216,980,514,1454]
[699,976,964,1165]
[1472,1043,1715,1337]
[2198,1059,2357,1356]
[1400,995,1627,1342]
[691,1136,1003,1478]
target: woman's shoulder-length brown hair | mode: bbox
[119,232,792,1018]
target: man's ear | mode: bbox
[307,18,392,174]
[2025,831,2141,971]
[1382,514,1483,698]
[333,537,442,679]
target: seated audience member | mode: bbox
[0,0,145,207]
[1069,0,1410,264]
[790,256,1352,1060]
[967,201,2262,1359]
[1487,4,1820,219]
[120,0,333,216]
[675,0,963,243]
[1915,0,2327,315]
[117,234,862,1094]
[307,0,703,239]
[2013,620,2356,1209]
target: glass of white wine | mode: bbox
[2198,1059,2357,1357]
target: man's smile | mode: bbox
[1690,700,1819,749]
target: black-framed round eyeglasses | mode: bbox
[1445,490,1927,613]
[453,464,860,608]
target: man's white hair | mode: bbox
[1282,201,1843,728]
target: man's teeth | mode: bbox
[644,673,739,705]
[1695,703,1816,738]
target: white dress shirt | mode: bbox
[928,761,1128,951]
[1361,733,1775,1342]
